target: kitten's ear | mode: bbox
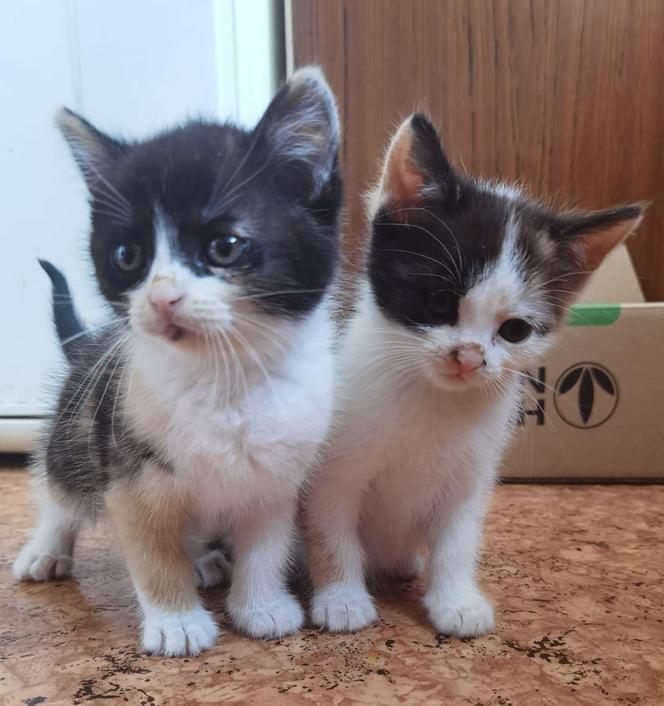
[552,203,646,271]
[56,108,127,190]
[255,66,340,199]
[379,113,457,210]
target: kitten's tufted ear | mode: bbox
[255,66,340,200]
[551,203,646,272]
[379,113,457,211]
[56,108,127,191]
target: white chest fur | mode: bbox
[333,295,521,526]
[123,305,335,518]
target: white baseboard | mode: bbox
[0,418,43,453]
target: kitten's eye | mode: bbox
[498,318,533,343]
[428,289,456,318]
[112,243,144,273]
[205,234,249,268]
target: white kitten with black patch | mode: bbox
[14,67,342,656]
[305,113,643,637]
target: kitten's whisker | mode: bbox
[231,288,325,302]
[110,355,130,449]
[367,327,423,341]
[506,373,568,454]
[212,331,230,402]
[500,367,558,395]
[383,207,465,281]
[533,270,597,289]
[541,288,616,307]
[230,312,292,347]
[84,164,133,221]
[205,129,265,219]
[88,355,124,463]
[87,348,127,465]
[218,327,248,401]
[208,160,271,218]
[59,318,128,347]
[227,324,281,403]
[409,271,457,285]
[54,333,128,427]
[377,225,458,285]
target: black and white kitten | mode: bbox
[305,113,643,636]
[14,67,342,656]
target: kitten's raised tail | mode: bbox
[38,259,85,361]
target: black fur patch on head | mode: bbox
[368,113,644,332]
[57,67,342,319]
[369,182,512,328]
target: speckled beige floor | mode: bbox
[1,469,663,706]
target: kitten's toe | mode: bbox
[424,591,494,638]
[228,592,304,639]
[13,545,73,582]
[311,582,378,632]
[194,549,232,589]
[141,604,219,656]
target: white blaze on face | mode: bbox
[127,204,229,342]
[149,205,181,284]
[419,217,553,390]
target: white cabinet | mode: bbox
[0,0,282,450]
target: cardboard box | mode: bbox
[504,246,664,479]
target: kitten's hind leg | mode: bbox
[194,543,232,589]
[13,483,82,582]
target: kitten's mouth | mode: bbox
[163,323,185,342]
[433,363,486,389]
[149,317,209,347]
[436,362,477,381]
[443,371,477,383]
[155,320,199,344]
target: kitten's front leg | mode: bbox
[226,498,304,638]
[306,461,378,632]
[423,489,494,638]
[105,478,219,657]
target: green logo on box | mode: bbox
[568,304,621,326]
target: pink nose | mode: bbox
[149,280,183,320]
[454,344,485,373]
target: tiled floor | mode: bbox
[1,469,663,705]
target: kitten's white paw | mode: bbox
[13,544,73,582]
[194,549,231,589]
[424,591,494,638]
[227,592,304,639]
[311,582,378,632]
[141,604,219,656]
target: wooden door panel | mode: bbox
[292,0,664,299]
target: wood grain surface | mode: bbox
[292,0,664,299]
